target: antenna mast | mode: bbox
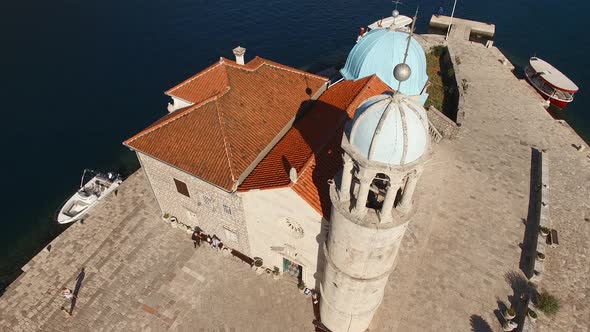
[445,0,458,40]
[395,6,419,93]
[402,6,419,64]
[391,0,403,27]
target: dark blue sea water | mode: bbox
[1,0,587,289]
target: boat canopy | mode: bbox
[368,15,413,30]
[529,57,578,93]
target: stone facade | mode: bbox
[137,152,251,255]
[138,151,330,287]
[320,154,423,332]
[240,187,328,289]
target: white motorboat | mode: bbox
[367,14,412,32]
[57,169,122,224]
[357,9,413,42]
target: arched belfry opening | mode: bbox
[367,173,390,210]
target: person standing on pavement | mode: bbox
[60,288,75,316]
[192,228,204,248]
[62,288,75,301]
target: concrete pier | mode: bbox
[0,31,588,332]
[430,15,495,40]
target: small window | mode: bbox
[223,204,232,215]
[174,178,190,197]
[202,194,213,205]
[224,227,238,242]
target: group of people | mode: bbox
[191,228,223,250]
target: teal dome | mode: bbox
[346,94,429,166]
[340,29,428,97]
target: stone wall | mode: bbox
[420,38,466,129]
[240,187,327,289]
[426,105,460,139]
[137,152,251,255]
[445,44,467,126]
[529,149,550,282]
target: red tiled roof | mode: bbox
[165,61,229,103]
[290,135,343,219]
[239,75,393,218]
[124,57,328,191]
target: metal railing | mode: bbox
[428,120,443,143]
[525,66,574,102]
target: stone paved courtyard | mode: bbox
[0,36,589,332]
[0,172,314,332]
[370,37,589,332]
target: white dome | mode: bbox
[345,93,429,165]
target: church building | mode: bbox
[125,22,433,331]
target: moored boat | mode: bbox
[357,9,413,42]
[367,12,412,32]
[57,169,122,224]
[524,57,579,108]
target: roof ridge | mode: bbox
[214,97,237,183]
[125,87,230,144]
[221,56,328,82]
[349,75,382,110]
[221,56,266,71]
[258,58,329,82]
[165,60,226,96]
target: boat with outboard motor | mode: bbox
[524,57,579,108]
[57,169,122,224]
[368,12,412,32]
[357,9,413,42]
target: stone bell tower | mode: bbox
[319,87,431,331]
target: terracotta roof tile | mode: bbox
[124,57,328,191]
[239,75,393,218]
[291,137,344,219]
[165,62,229,103]
[128,100,235,189]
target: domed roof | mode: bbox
[340,29,428,96]
[345,93,429,165]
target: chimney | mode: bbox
[232,46,246,65]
